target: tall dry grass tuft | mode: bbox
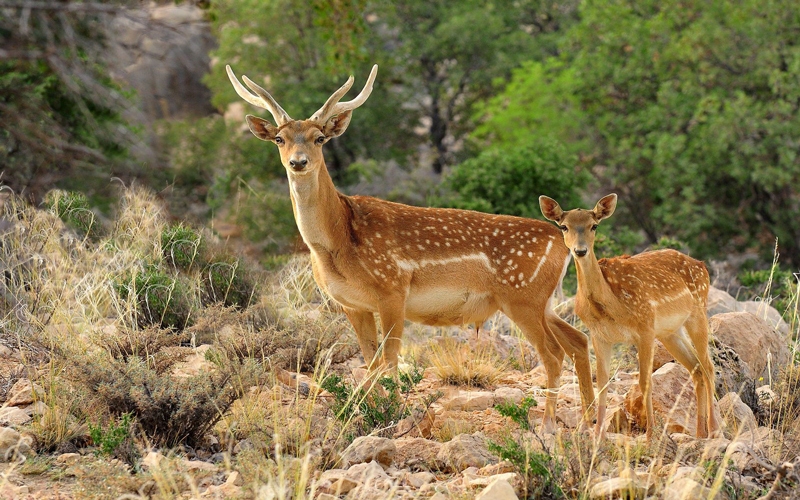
[427,337,506,388]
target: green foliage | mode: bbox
[89,413,132,457]
[43,190,100,240]
[483,0,800,268]
[114,265,194,331]
[201,255,256,309]
[438,138,588,219]
[494,397,537,431]
[162,224,204,270]
[488,436,565,499]
[321,365,424,438]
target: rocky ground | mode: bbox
[0,282,798,499]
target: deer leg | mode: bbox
[637,334,656,440]
[343,307,380,370]
[377,297,406,369]
[546,313,594,430]
[686,311,719,437]
[504,305,563,433]
[592,337,612,439]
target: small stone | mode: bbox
[5,379,43,407]
[141,450,165,470]
[474,476,518,500]
[589,477,651,499]
[55,453,81,465]
[493,387,525,405]
[718,392,758,437]
[233,439,255,455]
[662,477,712,500]
[0,427,32,462]
[0,407,32,425]
[436,433,498,473]
[405,471,436,488]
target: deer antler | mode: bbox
[310,64,378,124]
[226,65,292,126]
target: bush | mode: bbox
[161,224,204,270]
[114,265,194,330]
[201,255,256,309]
[44,190,101,240]
[495,396,537,431]
[437,138,588,220]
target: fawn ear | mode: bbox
[246,115,279,142]
[322,110,353,139]
[539,196,564,222]
[593,194,618,221]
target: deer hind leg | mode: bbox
[659,325,715,438]
[343,307,380,370]
[377,296,406,369]
[684,311,719,437]
[504,304,564,434]
[546,313,595,429]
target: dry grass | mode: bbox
[427,337,507,388]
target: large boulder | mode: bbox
[709,312,790,380]
[394,438,442,471]
[340,436,396,468]
[436,433,498,473]
[707,287,790,335]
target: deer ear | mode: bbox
[246,115,279,142]
[593,194,618,221]
[539,196,564,222]
[322,110,353,139]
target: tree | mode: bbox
[481,0,800,267]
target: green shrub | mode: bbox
[488,436,565,499]
[321,365,426,438]
[44,190,100,240]
[114,265,194,330]
[161,224,204,270]
[495,396,537,431]
[436,138,588,220]
[201,255,256,309]
[89,413,132,457]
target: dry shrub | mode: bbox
[428,337,506,388]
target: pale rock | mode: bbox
[493,387,525,405]
[26,400,48,417]
[467,472,519,488]
[0,345,14,357]
[5,378,43,407]
[756,385,777,405]
[182,458,217,472]
[141,450,166,469]
[151,4,205,24]
[726,440,761,473]
[603,407,631,434]
[0,407,31,426]
[233,439,255,454]
[442,390,495,411]
[556,406,583,429]
[404,471,435,488]
[316,494,339,500]
[717,392,758,437]
[394,437,441,470]
[557,382,583,405]
[706,286,740,317]
[0,427,32,462]
[709,312,790,380]
[341,436,396,468]
[394,407,435,439]
[0,484,29,497]
[589,476,652,499]
[652,341,675,371]
[318,469,359,495]
[55,452,81,465]
[662,477,712,500]
[738,300,790,336]
[436,433,498,472]
[345,460,391,490]
[172,344,214,379]
[474,476,518,500]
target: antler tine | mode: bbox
[310,75,354,123]
[311,64,378,124]
[226,65,292,126]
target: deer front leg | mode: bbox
[343,307,380,370]
[592,337,612,440]
[377,296,406,369]
[546,313,594,431]
[637,334,656,440]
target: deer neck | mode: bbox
[574,248,616,309]
[288,163,348,252]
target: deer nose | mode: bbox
[574,248,588,257]
[289,155,308,171]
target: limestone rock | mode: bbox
[172,344,214,379]
[442,390,495,411]
[0,427,33,462]
[624,363,699,435]
[493,387,525,405]
[717,392,758,437]
[5,378,43,406]
[602,407,632,435]
[394,437,442,471]
[0,407,31,426]
[341,436,396,468]
[317,469,359,495]
[394,407,435,439]
[474,476,519,500]
[436,433,498,473]
[345,461,392,491]
[709,312,790,380]
[662,477,712,500]
[706,286,740,317]
[589,477,651,499]
[738,300,790,336]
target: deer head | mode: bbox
[226,65,378,176]
[539,194,617,258]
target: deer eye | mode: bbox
[315,136,325,145]
[591,224,599,231]
[559,225,568,232]
[275,136,284,145]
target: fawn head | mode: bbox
[226,65,378,175]
[539,194,617,258]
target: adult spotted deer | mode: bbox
[226,63,595,431]
[539,194,719,439]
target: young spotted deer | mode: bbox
[539,194,719,439]
[226,63,595,432]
